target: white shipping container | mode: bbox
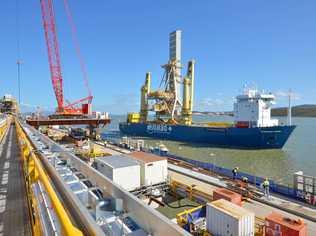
[143,160,168,186]
[206,199,255,236]
[127,152,168,186]
[95,155,140,191]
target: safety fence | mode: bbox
[15,120,83,235]
[103,135,315,205]
[164,153,314,205]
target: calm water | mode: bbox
[103,115,316,185]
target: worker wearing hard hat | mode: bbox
[263,178,270,199]
[232,167,239,180]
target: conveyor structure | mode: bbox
[15,118,188,235]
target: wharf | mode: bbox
[0,124,31,235]
[168,163,316,235]
[93,143,123,156]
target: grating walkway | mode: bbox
[0,124,31,236]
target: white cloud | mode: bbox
[20,103,54,112]
[94,93,140,114]
[196,97,231,111]
[200,98,225,107]
[275,90,301,101]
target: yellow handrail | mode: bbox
[0,115,10,143]
[33,154,83,235]
[15,119,83,236]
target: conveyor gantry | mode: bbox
[14,118,188,236]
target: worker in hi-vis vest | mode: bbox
[263,178,270,199]
[232,167,239,180]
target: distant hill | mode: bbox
[271,104,316,117]
[192,111,233,116]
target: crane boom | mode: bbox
[40,0,92,116]
[40,0,64,112]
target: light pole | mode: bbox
[288,89,292,126]
[16,0,22,105]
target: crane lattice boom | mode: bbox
[39,0,92,115]
[40,0,64,112]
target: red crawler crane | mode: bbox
[39,0,92,117]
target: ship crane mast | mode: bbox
[139,30,195,125]
[144,30,183,123]
[39,0,92,116]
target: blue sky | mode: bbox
[1,0,316,113]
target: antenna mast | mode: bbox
[288,89,292,126]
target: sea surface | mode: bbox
[102,115,316,185]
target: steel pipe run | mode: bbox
[15,119,83,236]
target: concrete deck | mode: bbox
[0,125,31,236]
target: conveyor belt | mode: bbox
[0,124,31,235]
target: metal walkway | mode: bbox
[0,124,31,236]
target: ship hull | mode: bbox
[119,122,296,149]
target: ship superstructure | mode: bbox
[234,89,278,128]
[120,30,296,149]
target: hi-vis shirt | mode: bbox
[263,180,270,187]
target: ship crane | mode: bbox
[39,0,92,117]
[138,30,195,125]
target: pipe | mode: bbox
[146,72,151,95]
[182,76,190,113]
[188,60,195,113]
[181,60,195,125]
[140,72,151,122]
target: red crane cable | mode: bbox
[62,0,92,102]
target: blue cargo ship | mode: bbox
[119,30,296,149]
[119,122,295,149]
[119,87,296,149]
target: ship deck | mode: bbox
[0,125,31,235]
